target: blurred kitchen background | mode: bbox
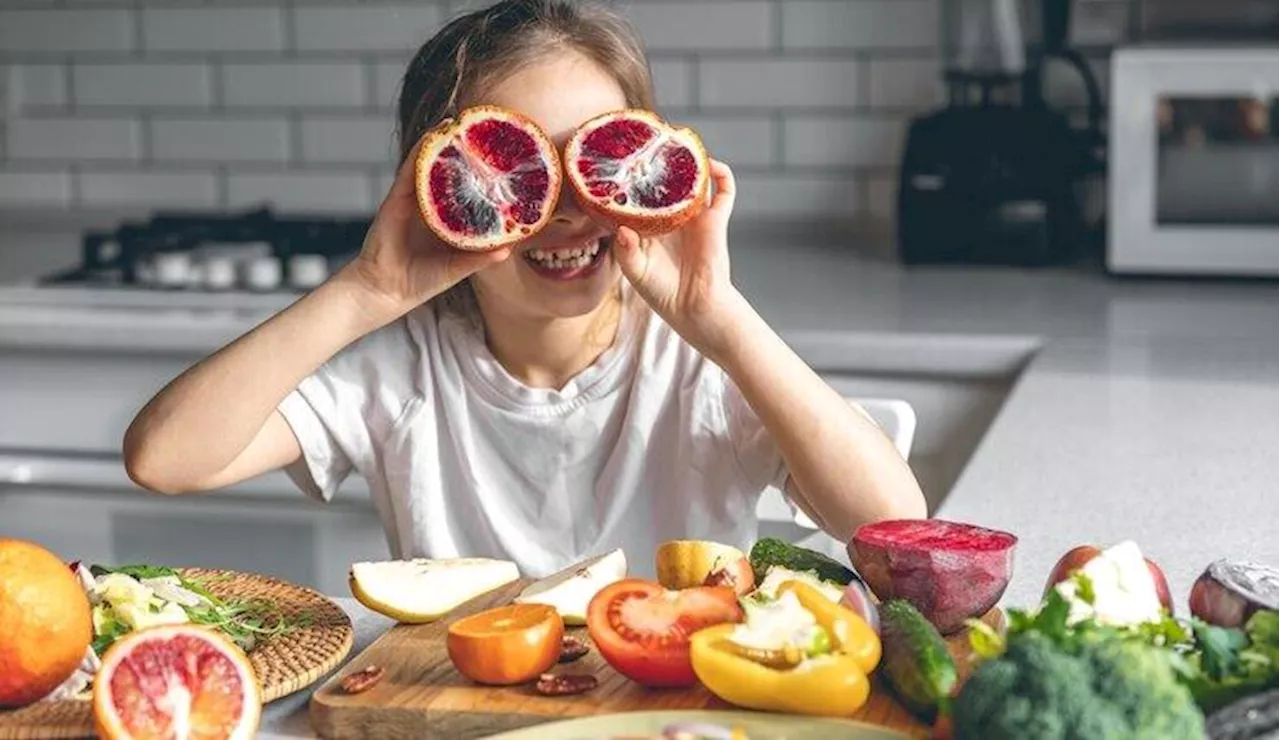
[1,0,1271,248]
[0,1,1276,596]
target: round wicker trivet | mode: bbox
[0,568,354,739]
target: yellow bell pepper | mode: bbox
[689,581,882,717]
[777,580,881,673]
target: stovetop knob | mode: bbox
[204,257,238,291]
[153,252,192,289]
[288,254,329,291]
[242,256,283,291]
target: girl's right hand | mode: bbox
[340,139,511,321]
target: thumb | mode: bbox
[611,227,649,285]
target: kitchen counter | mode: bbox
[1,225,1276,611]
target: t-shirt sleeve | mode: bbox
[276,315,423,502]
[717,368,790,493]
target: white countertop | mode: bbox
[2,226,1276,613]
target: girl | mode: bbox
[123,0,925,577]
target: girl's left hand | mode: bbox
[613,159,750,361]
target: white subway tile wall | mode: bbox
[0,0,1128,221]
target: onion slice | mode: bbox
[841,580,881,634]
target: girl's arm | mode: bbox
[612,161,926,542]
[710,296,926,540]
[124,152,509,494]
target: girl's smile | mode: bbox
[521,236,613,282]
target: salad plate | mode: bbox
[0,567,353,739]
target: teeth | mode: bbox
[527,240,602,270]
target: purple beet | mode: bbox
[849,519,1017,635]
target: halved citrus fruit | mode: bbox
[446,603,564,686]
[93,624,261,740]
[414,105,561,251]
[565,109,710,236]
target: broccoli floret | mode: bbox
[1083,638,1206,739]
[953,631,1204,740]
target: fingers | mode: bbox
[447,245,511,282]
[611,227,648,284]
[706,159,736,217]
[383,137,424,204]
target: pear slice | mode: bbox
[514,549,628,625]
[349,557,520,624]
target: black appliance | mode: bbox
[897,0,1104,266]
[44,208,372,294]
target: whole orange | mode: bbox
[0,538,93,708]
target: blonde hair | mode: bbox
[394,0,652,319]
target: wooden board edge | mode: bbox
[308,579,530,734]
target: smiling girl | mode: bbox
[122,0,926,577]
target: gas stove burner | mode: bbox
[46,207,373,294]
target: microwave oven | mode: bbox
[1108,46,1278,276]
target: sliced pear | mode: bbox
[655,540,746,590]
[514,549,628,625]
[349,557,519,624]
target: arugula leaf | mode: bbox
[1135,614,1192,647]
[1193,621,1249,680]
[91,616,129,657]
[90,563,181,580]
[1031,587,1073,643]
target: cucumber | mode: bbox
[880,599,958,721]
[749,538,858,585]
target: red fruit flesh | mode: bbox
[566,110,709,236]
[415,106,560,251]
[1189,560,1279,627]
[849,519,1017,635]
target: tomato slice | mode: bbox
[586,579,743,687]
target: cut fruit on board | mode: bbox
[414,105,561,251]
[513,549,627,625]
[655,540,745,591]
[349,557,520,624]
[92,624,261,740]
[564,109,710,236]
[446,604,564,686]
[849,519,1017,635]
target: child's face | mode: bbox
[468,51,628,322]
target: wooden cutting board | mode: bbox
[309,581,1001,740]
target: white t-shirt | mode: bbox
[277,289,789,578]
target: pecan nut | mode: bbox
[340,665,386,694]
[559,635,589,663]
[535,672,598,696]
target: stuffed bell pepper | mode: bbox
[690,580,881,717]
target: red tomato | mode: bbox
[586,579,743,688]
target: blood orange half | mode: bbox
[414,105,561,251]
[565,109,710,236]
[93,625,261,740]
